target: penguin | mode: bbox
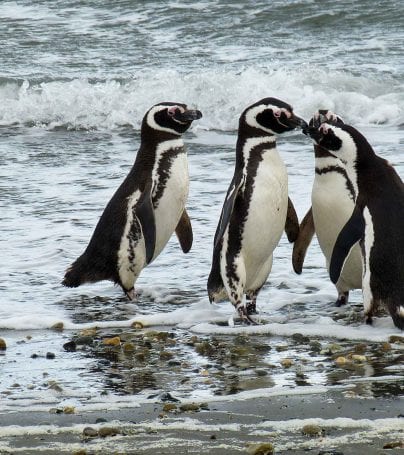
[207,97,305,324]
[62,102,202,299]
[292,110,362,306]
[306,119,404,330]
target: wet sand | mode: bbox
[1,389,403,454]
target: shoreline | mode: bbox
[1,390,403,454]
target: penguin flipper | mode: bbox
[292,207,315,274]
[214,171,245,248]
[135,179,156,264]
[207,238,226,302]
[330,204,365,284]
[175,208,193,253]
[285,197,299,242]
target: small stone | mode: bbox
[256,369,268,377]
[292,333,310,344]
[63,406,75,414]
[98,426,120,437]
[179,403,201,412]
[63,341,77,352]
[51,322,64,331]
[302,424,323,437]
[281,358,294,368]
[31,353,38,359]
[159,392,180,402]
[351,354,367,363]
[162,403,177,412]
[389,335,404,344]
[83,427,98,437]
[72,450,88,455]
[103,336,121,346]
[0,338,6,350]
[354,343,367,353]
[275,345,288,352]
[210,434,217,440]
[48,381,63,392]
[80,328,97,337]
[335,356,348,365]
[159,350,173,360]
[309,340,322,353]
[95,418,108,423]
[123,342,135,352]
[195,341,215,356]
[380,342,391,351]
[155,332,169,341]
[383,440,404,449]
[131,321,144,329]
[247,442,275,455]
[46,352,55,359]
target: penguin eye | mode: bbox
[167,107,177,117]
[273,110,281,118]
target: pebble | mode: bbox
[63,406,75,414]
[80,328,97,337]
[103,336,121,346]
[46,352,55,359]
[350,354,366,363]
[0,338,6,350]
[247,442,275,455]
[159,350,173,360]
[389,335,404,344]
[281,358,294,368]
[51,322,64,331]
[131,321,144,329]
[302,424,323,437]
[83,427,98,437]
[98,426,120,437]
[123,342,135,352]
[335,356,348,365]
[179,403,201,412]
[63,341,77,352]
[383,440,404,449]
[162,403,177,412]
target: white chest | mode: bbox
[312,159,356,258]
[242,147,288,260]
[152,151,189,258]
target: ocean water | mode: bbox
[1,0,403,424]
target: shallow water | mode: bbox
[1,0,403,424]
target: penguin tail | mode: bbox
[62,254,100,288]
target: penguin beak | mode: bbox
[288,114,308,131]
[176,109,203,122]
[305,126,322,141]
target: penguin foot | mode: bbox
[335,291,349,307]
[125,288,136,301]
[237,306,258,325]
[246,301,258,315]
[365,314,373,325]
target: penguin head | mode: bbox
[143,102,202,137]
[241,97,307,136]
[307,122,360,164]
[308,110,345,130]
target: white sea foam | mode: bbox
[0,67,402,130]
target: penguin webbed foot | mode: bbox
[125,288,136,301]
[237,306,259,325]
[365,314,373,325]
[335,291,349,307]
[246,300,258,315]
